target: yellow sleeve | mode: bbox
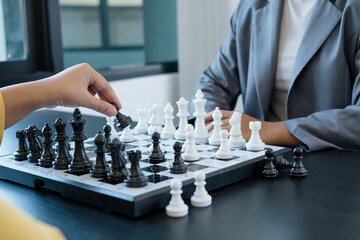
[0,92,5,144]
[0,198,66,240]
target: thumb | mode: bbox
[86,96,117,116]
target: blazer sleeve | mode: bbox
[189,4,242,115]
[283,33,360,151]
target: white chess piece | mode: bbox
[245,121,265,151]
[166,179,188,217]
[106,116,118,139]
[120,126,135,143]
[174,97,189,140]
[229,112,246,148]
[181,131,200,161]
[149,126,166,152]
[181,124,194,152]
[134,108,148,134]
[208,107,222,146]
[193,89,210,143]
[190,171,212,207]
[148,104,162,135]
[215,130,233,160]
[161,102,176,139]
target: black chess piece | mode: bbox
[290,147,308,177]
[91,131,109,178]
[103,124,112,152]
[26,125,43,163]
[262,148,278,178]
[274,154,293,170]
[13,130,28,161]
[125,150,148,188]
[112,103,132,129]
[148,132,165,164]
[170,142,187,174]
[39,123,55,168]
[108,138,128,183]
[53,118,71,169]
[69,108,89,174]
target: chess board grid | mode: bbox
[1,132,290,217]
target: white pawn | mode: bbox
[181,124,194,152]
[245,121,265,151]
[193,89,210,143]
[215,130,233,160]
[134,108,148,134]
[191,171,212,207]
[120,125,135,143]
[208,107,222,146]
[174,97,189,140]
[148,104,162,135]
[166,179,188,217]
[181,131,200,161]
[106,116,118,139]
[149,126,166,152]
[229,112,246,148]
[161,102,176,139]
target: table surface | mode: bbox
[1,110,360,240]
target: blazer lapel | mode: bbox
[253,0,284,119]
[290,0,342,84]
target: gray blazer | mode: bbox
[190,0,360,151]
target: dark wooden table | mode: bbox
[1,110,360,240]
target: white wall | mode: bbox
[50,73,179,121]
[176,0,240,100]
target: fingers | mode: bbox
[204,111,214,125]
[87,65,122,110]
[84,93,118,117]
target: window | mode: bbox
[0,0,27,62]
[0,0,177,86]
[59,0,178,77]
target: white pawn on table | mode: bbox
[191,170,212,207]
[166,179,188,217]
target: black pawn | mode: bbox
[103,124,112,152]
[69,108,89,174]
[90,131,109,178]
[39,124,55,168]
[170,142,187,174]
[148,132,165,164]
[262,148,278,178]
[13,130,28,161]
[53,118,71,169]
[112,103,132,129]
[274,155,293,170]
[108,138,128,183]
[290,147,308,177]
[125,150,148,188]
[26,125,43,163]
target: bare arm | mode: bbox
[0,63,121,129]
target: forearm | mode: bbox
[0,78,58,129]
[241,114,302,147]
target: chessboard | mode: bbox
[0,130,289,218]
